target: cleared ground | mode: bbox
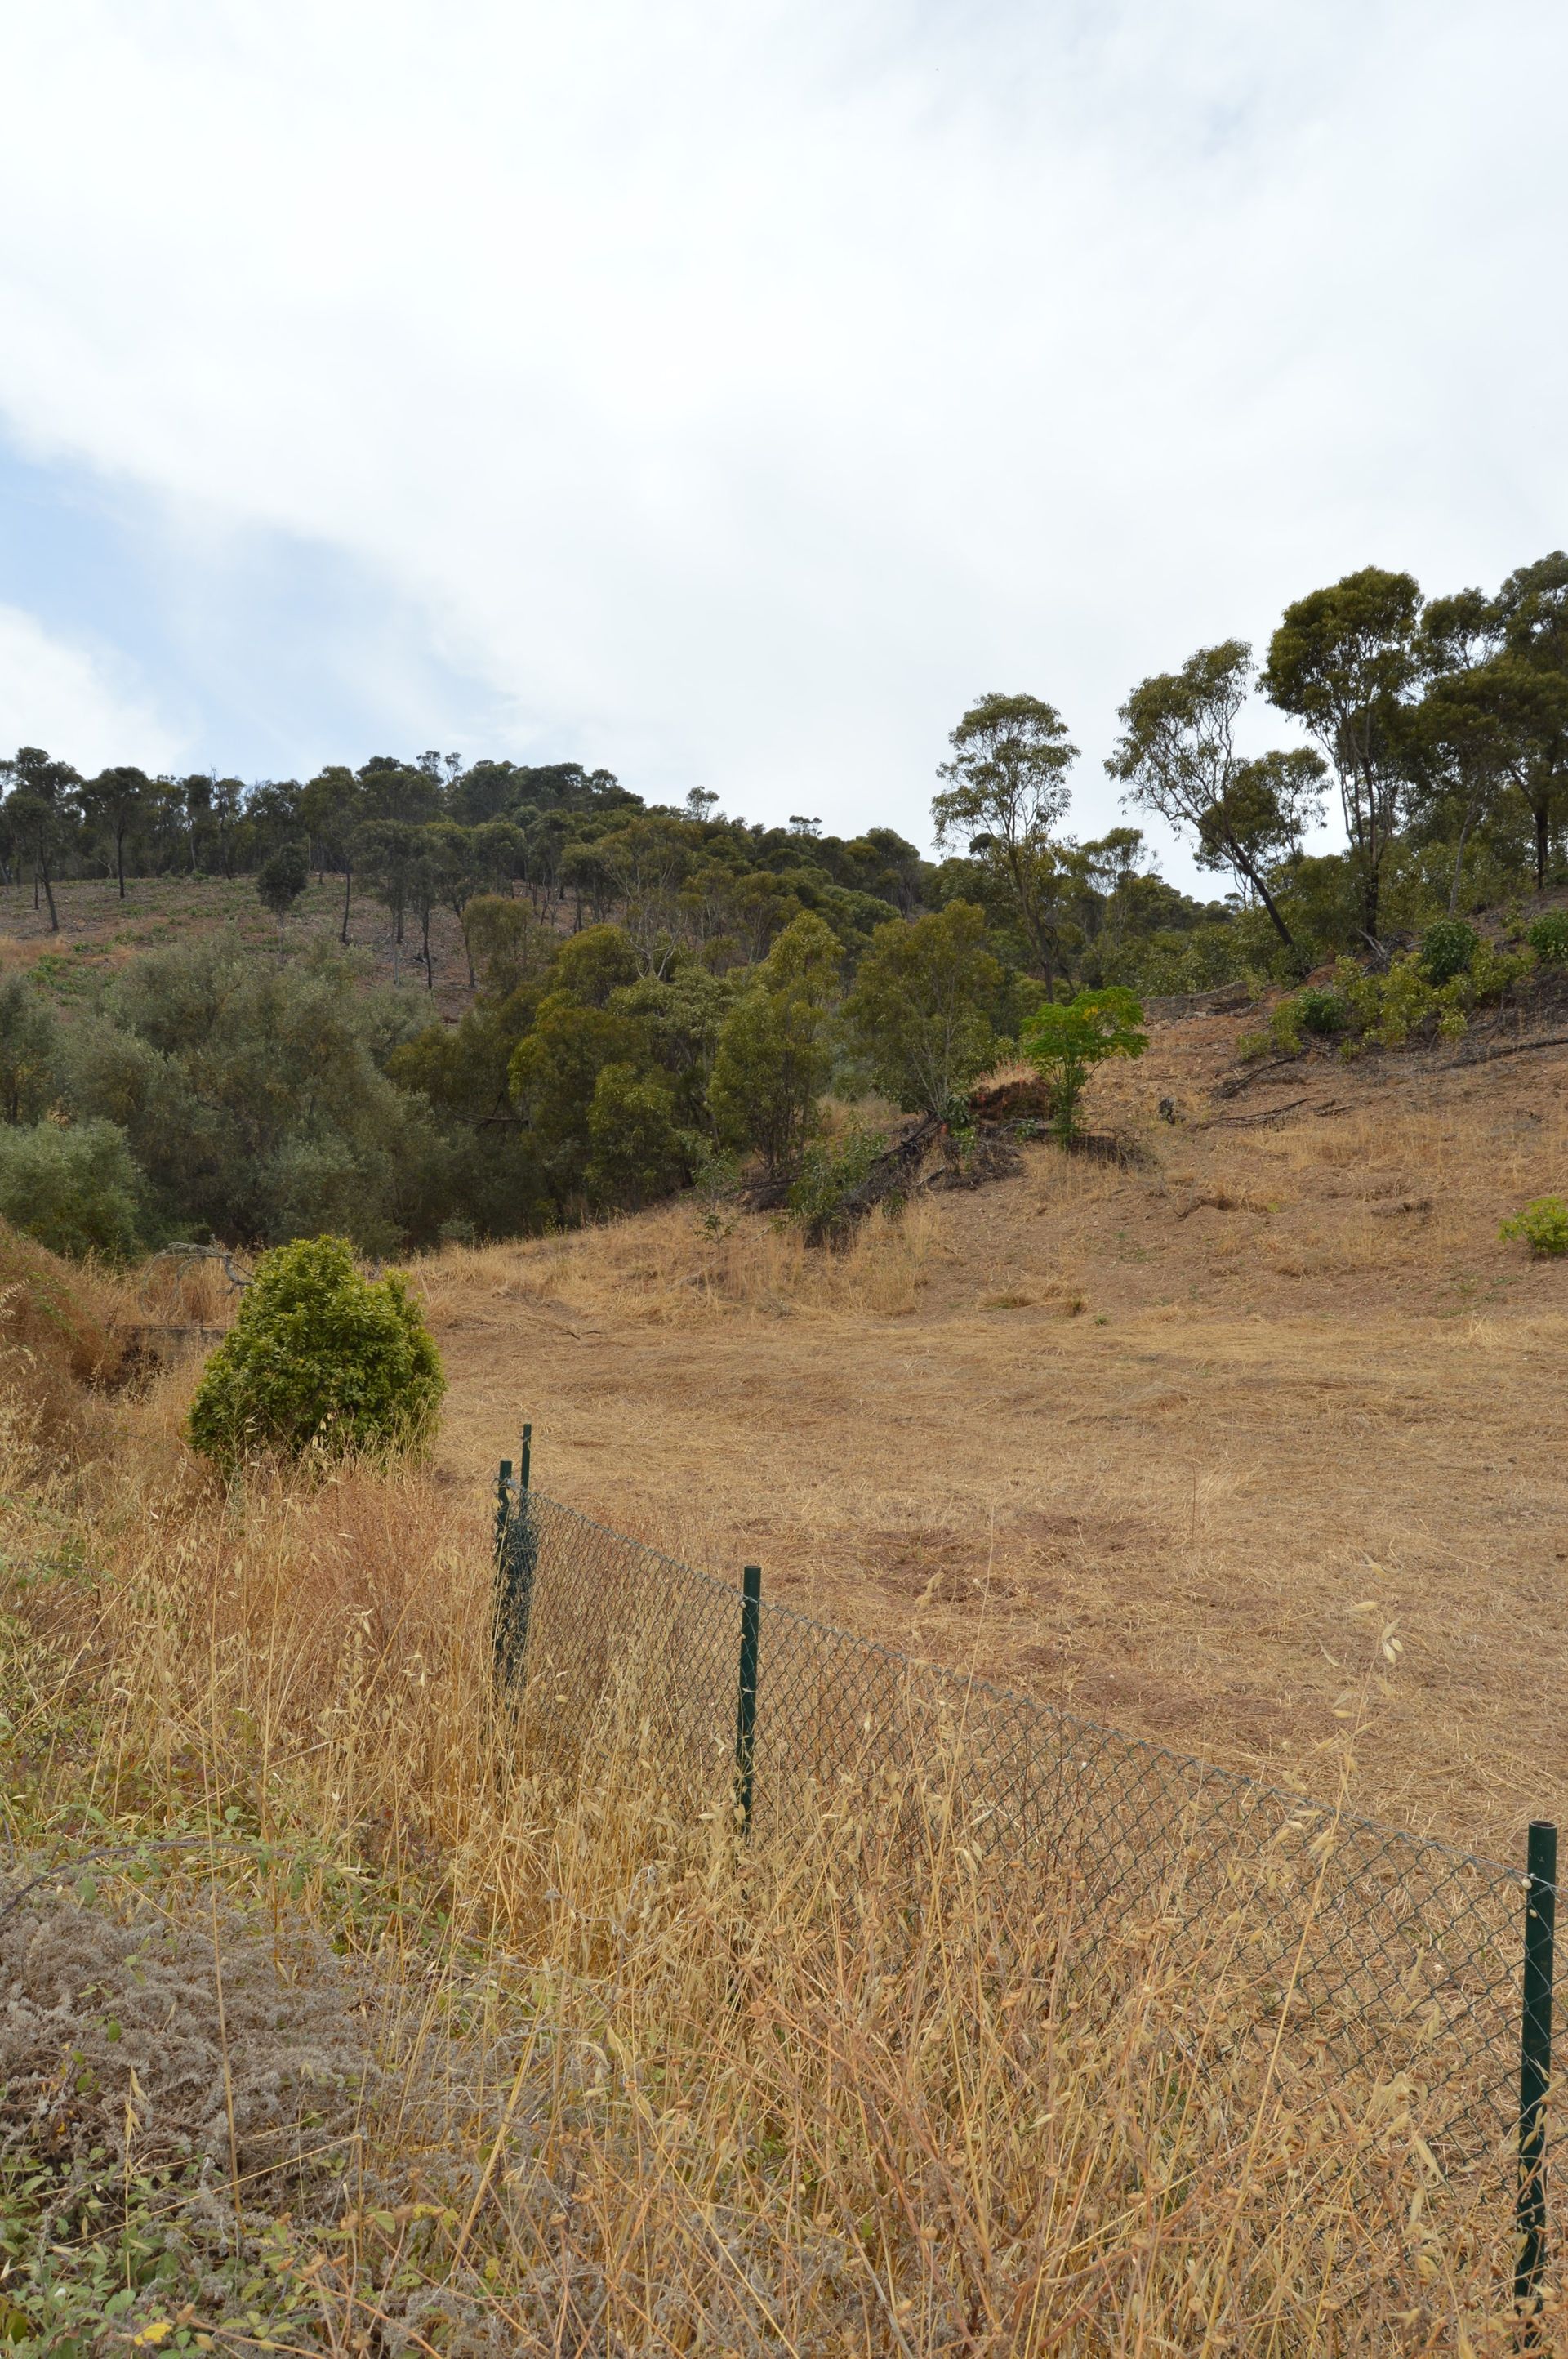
[418,1010,1568,1857]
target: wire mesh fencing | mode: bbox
[492,1461,1557,2279]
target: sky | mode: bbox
[0,0,1563,877]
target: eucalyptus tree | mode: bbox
[1492,551,1568,887]
[354,818,425,980]
[933,692,1078,990]
[1106,641,1324,948]
[81,765,152,897]
[1406,590,1561,912]
[2,747,82,931]
[301,766,363,942]
[1261,569,1423,944]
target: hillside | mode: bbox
[0,984,1556,2348]
[415,995,1568,1857]
[0,869,497,1015]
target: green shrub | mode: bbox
[584,1063,684,1210]
[1527,912,1568,965]
[1499,1197,1568,1258]
[786,1125,887,1232]
[1295,986,1349,1037]
[0,1119,142,1262]
[1020,988,1147,1144]
[1419,920,1479,985]
[187,1234,445,1471]
[1267,998,1303,1053]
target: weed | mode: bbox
[1499,1195,1568,1256]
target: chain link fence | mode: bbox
[492,1460,1557,2285]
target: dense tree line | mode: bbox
[0,549,1563,1258]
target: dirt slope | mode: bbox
[419,1006,1568,1857]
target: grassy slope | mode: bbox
[7,867,1562,1854]
[0,990,1560,2345]
[413,1009,1568,1858]
[0,868,553,1016]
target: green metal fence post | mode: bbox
[1517,1818,1557,2321]
[492,1431,538,1697]
[494,1459,512,1559]
[734,1566,762,1836]
[492,1458,514,1692]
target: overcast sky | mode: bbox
[0,0,1562,876]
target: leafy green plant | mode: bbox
[786,1125,887,1231]
[688,1139,742,1241]
[187,1234,445,1471]
[840,901,1002,1116]
[0,1118,143,1262]
[1295,986,1349,1037]
[1267,997,1303,1052]
[1019,988,1147,1144]
[1499,1197,1568,1257]
[256,841,310,942]
[1526,911,1568,965]
[1419,919,1479,985]
[707,914,841,1175]
[584,1063,684,1211]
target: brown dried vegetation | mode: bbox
[0,997,1565,2344]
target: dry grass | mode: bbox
[0,1006,1564,2343]
[408,1022,1568,1858]
[0,1381,1544,2351]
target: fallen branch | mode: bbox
[1204,1098,1311,1130]
[1441,1032,1568,1070]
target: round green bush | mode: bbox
[1419,919,1479,985]
[1526,911,1568,965]
[1294,986,1349,1037]
[187,1234,445,1471]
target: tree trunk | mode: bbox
[1244,862,1294,948]
[41,859,58,934]
[1538,804,1550,893]
[116,824,127,899]
[1447,808,1477,916]
[341,863,353,945]
[421,905,433,988]
[1361,862,1380,947]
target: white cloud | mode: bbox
[0,606,185,776]
[0,0,1561,860]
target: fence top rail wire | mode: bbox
[502,1481,1536,1902]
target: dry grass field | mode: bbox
[412,1010,1568,1862]
[0,1001,1561,2346]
